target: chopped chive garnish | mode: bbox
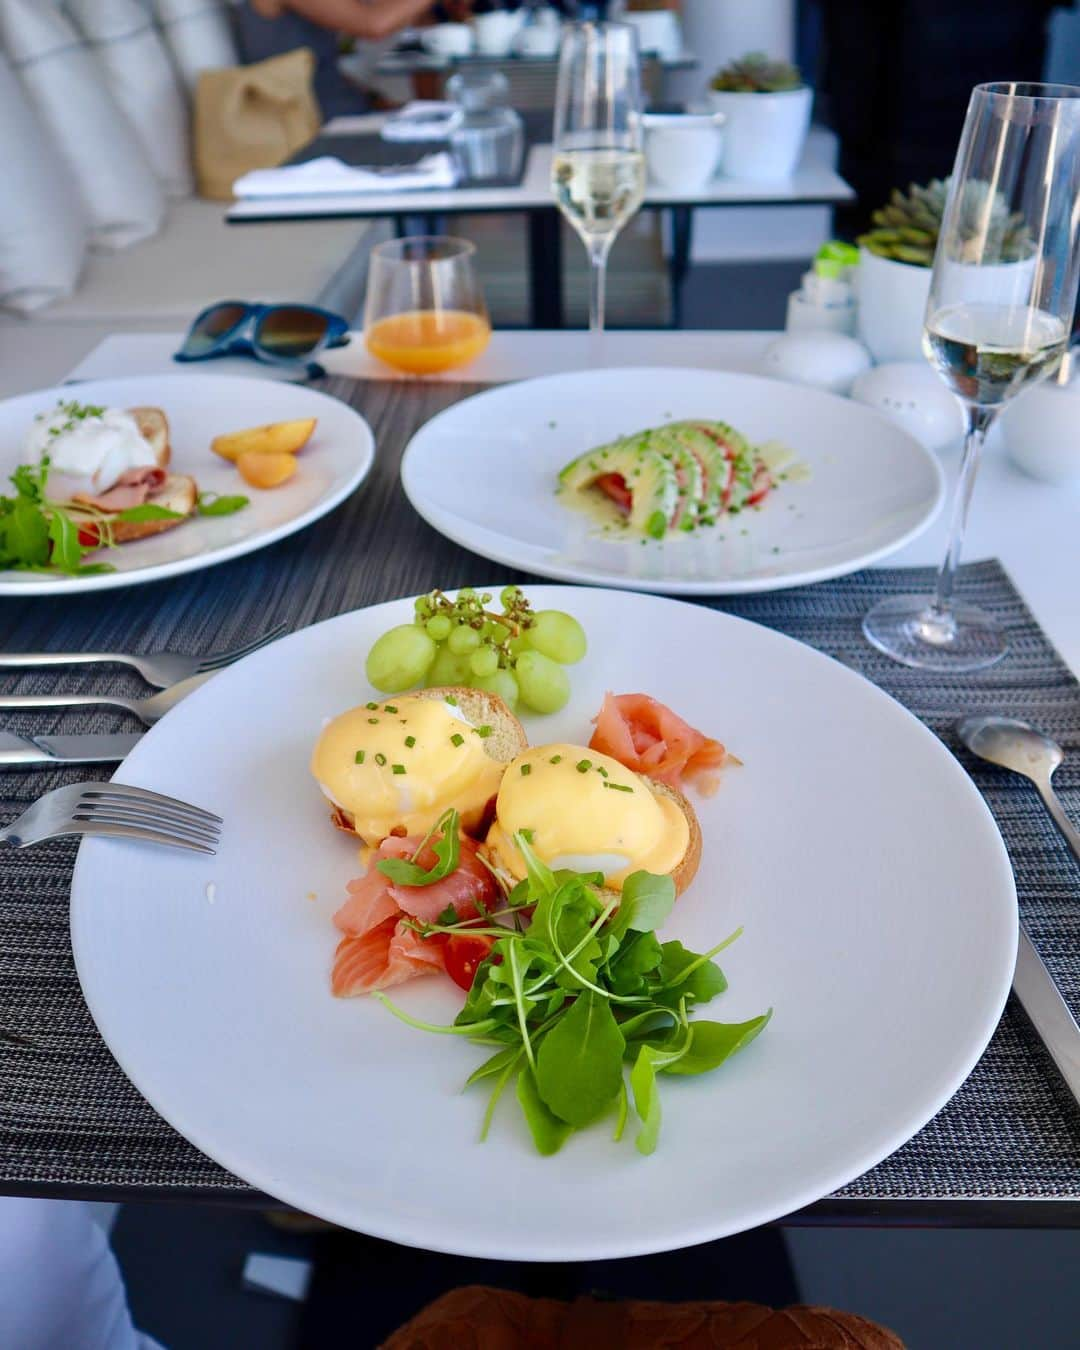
[603,781,633,793]
[597,766,608,778]
[374,752,387,766]
[392,764,406,775]
[365,701,378,710]
[520,828,534,843]
[384,705,398,714]
[367,717,378,725]
[445,695,458,706]
[405,735,416,748]
[475,725,492,739]
[520,763,532,776]
[550,754,562,764]
[576,759,591,773]
[451,733,464,747]
[354,750,365,764]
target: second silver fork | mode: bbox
[0,623,286,689]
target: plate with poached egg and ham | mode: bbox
[0,373,374,594]
[69,585,1016,1262]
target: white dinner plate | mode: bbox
[0,374,374,595]
[71,587,1016,1261]
[400,367,945,594]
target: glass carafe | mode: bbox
[447,71,525,185]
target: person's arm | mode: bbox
[281,0,447,41]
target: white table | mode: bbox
[65,329,1078,673]
[227,124,853,328]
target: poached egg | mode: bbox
[310,694,505,842]
[485,743,689,889]
[24,403,158,500]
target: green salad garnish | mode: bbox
[376,836,771,1156]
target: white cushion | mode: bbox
[66,0,193,197]
[0,0,165,251]
[25,198,373,322]
[151,0,236,93]
[0,51,87,314]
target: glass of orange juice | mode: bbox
[363,236,491,375]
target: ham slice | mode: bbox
[590,692,728,797]
[74,465,167,513]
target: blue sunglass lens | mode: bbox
[184,303,248,355]
[257,307,332,358]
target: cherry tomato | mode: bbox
[77,524,101,548]
[594,473,633,513]
[444,933,495,992]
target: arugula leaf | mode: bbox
[606,871,675,943]
[465,1044,521,1088]
[377,809,460,886]
[629,1025,692,1155]
[605,931,663,996]
[5,497,50,567]
[46,509,83,573]
[662,1012,772,1076]
[535,990,625,1127]
[114,503,184,523]
[516,1067,573,1155]
[196,493,249,517]
[654,940,728,1008]
[515,831,559,899]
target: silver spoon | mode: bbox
[956,715,1080,1105]
[957,716,1080,863]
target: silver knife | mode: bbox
[1013,928,1080,1103]
[0,731,142,766]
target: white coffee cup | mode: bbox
[622,11,682,60]
[642,112,723,191]
[421,23,474,57]
[472,10,523,57]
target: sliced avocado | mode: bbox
[558,433,679,537]
[645,427,706,528]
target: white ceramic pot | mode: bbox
[420,23,474,57]
[850,362,966,453]
[622,10,682,60]
[1002,362,1080,485]
[642,111,723,191]
[855,248,932,363]
[471,11,523,57]
[706,85,811,181]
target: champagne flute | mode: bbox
[551,22,645,333]
[863,82,1080,671]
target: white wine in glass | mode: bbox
[552,23,645,333]
[863,82,1080,672]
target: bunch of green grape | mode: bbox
[365,586,587,713]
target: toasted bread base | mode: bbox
[109,473,198,543]
[129,406,171,469]
[327,685,528,844]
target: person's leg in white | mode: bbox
[0,1197,164,1350]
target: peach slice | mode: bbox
[236,450,297,489]
[211,418,316,462]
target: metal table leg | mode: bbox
[528,210,565,329]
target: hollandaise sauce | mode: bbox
[486,744,688,889]
[311,696,503,840]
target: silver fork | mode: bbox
[1,782,222,854]
[0,669,216,726]
[0,624,287,689]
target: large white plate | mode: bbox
[0,374,374,594]
[71,587,1015,1261]
[401,368,945,594]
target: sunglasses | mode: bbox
[175,302,351,379]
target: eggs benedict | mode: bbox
[310,686,527,844]
[484,743,700,893]
[23,401,196,542]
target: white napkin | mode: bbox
[381,100,457,143]
[232,153,458,198]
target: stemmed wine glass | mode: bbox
[551,22,645,333]
[863,82,1080,671]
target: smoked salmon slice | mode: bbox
[589,692,728,796]
[330,830,501,995]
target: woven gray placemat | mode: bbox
[0,377,1077,1203]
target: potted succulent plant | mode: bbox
[856,178,1034,362]
[707,52,811,181]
